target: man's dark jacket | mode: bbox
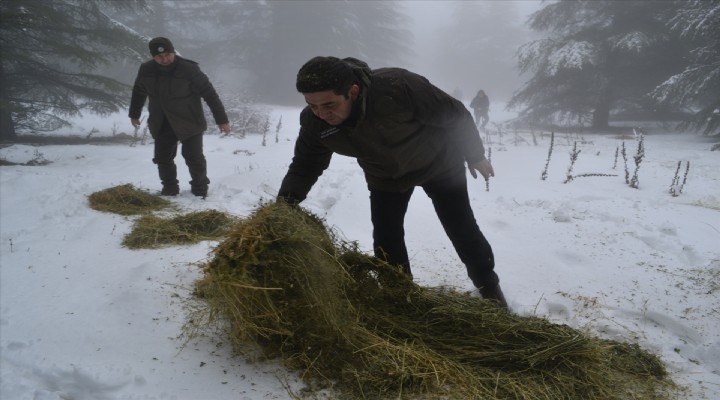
[129,56,228,140]
[470,92,489,112]
[279,60,486,202]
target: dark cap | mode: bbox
[149,37,175,56]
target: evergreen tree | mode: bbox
[0,0,148,141]
[652,0,720,135]
[508,0,686,129]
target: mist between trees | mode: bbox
[1,0,718,142]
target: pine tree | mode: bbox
[651,0,720,135]
[508,0,687,129]
[0,0,148,141]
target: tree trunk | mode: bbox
[0,60,17,141]
[0,107,16,142]
[592,100,610,129]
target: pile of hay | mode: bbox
[192,202,676,399]
[122,210,238,249]
[88,184,237,249]
[88,184,174,215]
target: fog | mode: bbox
[91,0,711,133]
[108,1,542,106]
[401,1,542,103]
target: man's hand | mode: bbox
[468,159,495,181]
[131,118,141,129]
[219,123,231,135]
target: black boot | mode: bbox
[479,284,509,310]
[160,185,179,196]
[188,162,209,198]
[191,184,208,198]
[157,163,179,196]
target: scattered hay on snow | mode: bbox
[189,202,677,399]
[122,210,238,249]
[88,184,237,249]
[88,184,174,215]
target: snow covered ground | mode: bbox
[1,105,719,399]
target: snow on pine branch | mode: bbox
[669,1,720,40]
[610,31,652,52]
[652,65,718,104]
[547,40,597,75]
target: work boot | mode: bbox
[479,284,509,310]
[188,156,209,199]
[190,177,210,199]
[160,185,179,196]
[191,185,207,198]
[157,162,179,196]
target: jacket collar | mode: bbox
[342,78,370,129]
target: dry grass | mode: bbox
[88,184,237,249]
[188,202,677,399]
[88,184,174,215]
[122,210,238,249]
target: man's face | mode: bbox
[303,85,359,126]
[153,52,175,66]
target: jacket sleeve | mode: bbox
[277,111,333,203]
[403,72,486,163]
[128,65,148,119]
[189,65,229,125]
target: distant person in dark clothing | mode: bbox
[129,37,230,198]
[470,89,490,129]
[277,56,508,309]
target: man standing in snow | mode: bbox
[129,37,230,198]
[277,56,508,309]
[470,89,490,129]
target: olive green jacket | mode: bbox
[129,56,228,140]
[278,61,486,202]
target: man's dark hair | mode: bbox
[296,56,357,96]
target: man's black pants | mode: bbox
[153,119,209,190]
[370,167,499,288]
[474,109,489,128]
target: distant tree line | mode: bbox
[508,0,719,134]
[1,0,718,141]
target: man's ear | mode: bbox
[349,84,360,100]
